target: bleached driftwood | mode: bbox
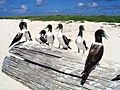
[2,42,120,90]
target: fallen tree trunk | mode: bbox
[2,42,120,90]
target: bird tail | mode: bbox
[30,38,33,41]
[83,40,88,50]
[68,39,71,42]
[85,46,88,50]
[68,46,72,49]
[9,44,12,47]
[81,70,85,75]
[9,42,14,47]
[80,72,89,85]
[111,78,117,81]
[45,43,49,45]
[67,39,71,49]
[29,36,33,41]
[111,76,120,81]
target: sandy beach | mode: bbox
[0,19,120,90]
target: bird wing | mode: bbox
[53,35,55,41]
[84,43,104,72]
[83,40,88,50]
[81,43,104,85]
[62,35,69,46]
[27,31,32,41]
[9,32,23,47]
[75,38,77,44]
[40,35,47,43]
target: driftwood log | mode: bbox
[2,42,120,90]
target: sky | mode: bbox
[0,0,120,16]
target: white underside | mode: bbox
[46,32,54,47]
[57,31,68,48]
[19,30,25,42]
[22,29,31,41]
[75,36,85,50]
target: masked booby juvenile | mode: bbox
[35,30,47,45]
[45,24,55,47]
[80,29,108,85]
[9,21,32,47]
[56,24,71,50]
[75,25,88,53]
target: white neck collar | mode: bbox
[93,42,103,45]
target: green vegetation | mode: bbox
[0,15,120,23]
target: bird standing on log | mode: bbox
[35,30,47,45]
[56,24,71,50]
[75,25,88,53]
[44,24,55,47]
[81,29,108,85]
[9,20,32,47]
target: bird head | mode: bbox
[39,30,46,35]
[95,29,109,40]
[56,24,63,30]
[44,24,52,32]
[19,22,27,30]
[79,25,85,31]
[78,25,85,37]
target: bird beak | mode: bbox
[82,25,85,31]
[55,26,59,30]
[104,33,109,40]
[44,26,47,29]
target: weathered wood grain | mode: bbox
[2,43,120,90]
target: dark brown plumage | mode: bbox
[9,32,23,47]
[81,29,108,85]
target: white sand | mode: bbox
[0,19,120,90]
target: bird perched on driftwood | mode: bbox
[35,30,47,45]
[80,29,108,85]
[44,24,55,47]
[9,21,32,47]
[56,24,71,50]
[75,25,88,53]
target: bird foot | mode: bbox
[86,47,88,50]
[62,47,68,50]
[80,79,85,85]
